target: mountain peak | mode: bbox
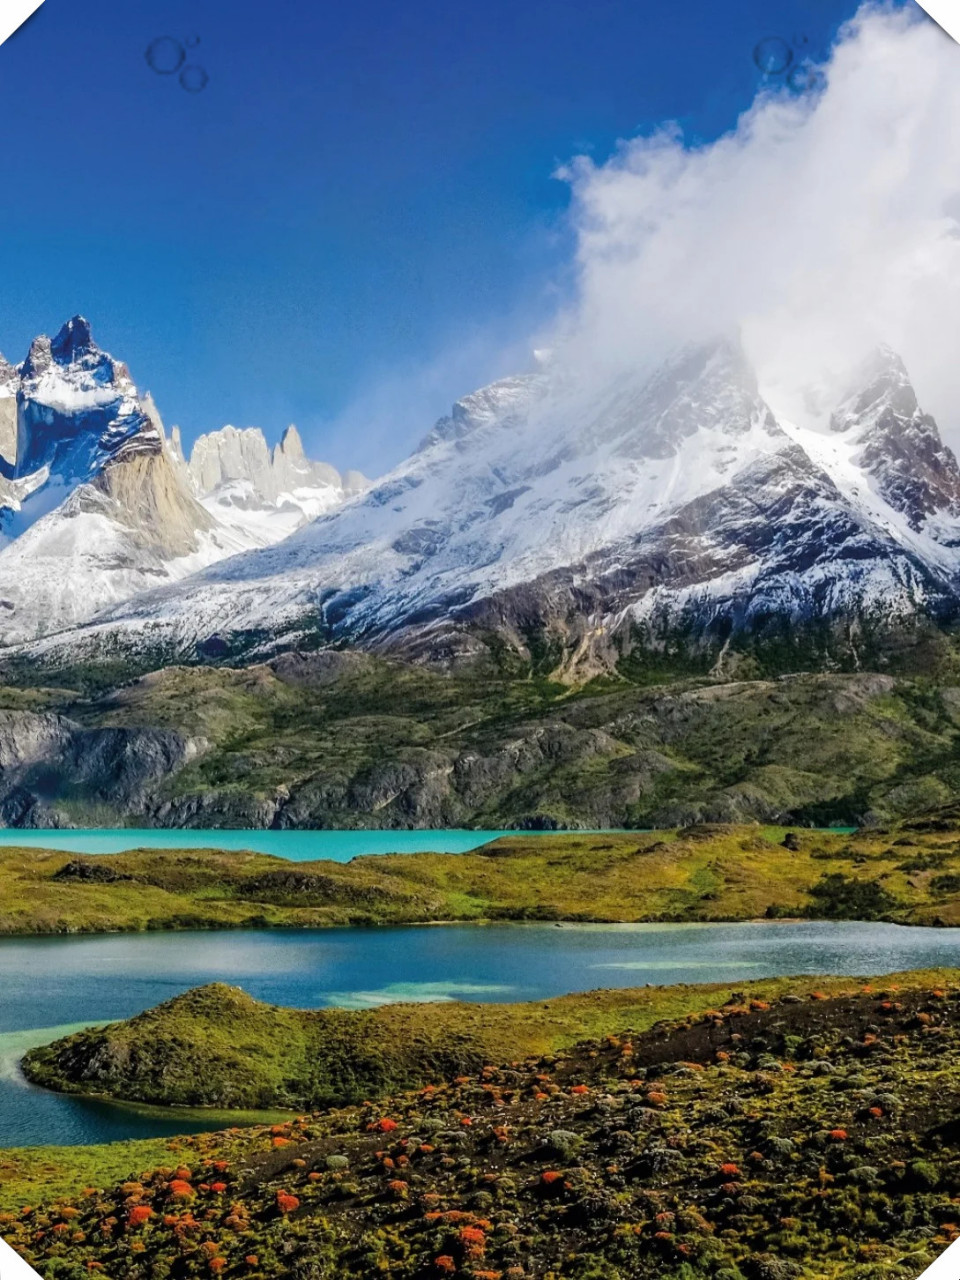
[50,315,96,364]
[824,348,960,530]
[21,335,53,380]
[831,346,917,431]
[278,424,305,461]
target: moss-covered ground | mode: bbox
[6,809,960,934]
[10,656,960,828]
[6,970,960,1278]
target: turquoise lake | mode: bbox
[1,919,959,1148]
[0,826,855,860]
[0,829,541,860]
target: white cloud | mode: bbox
[552,3,960,435]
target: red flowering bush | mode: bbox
[126,1206,153,1229]
[829,1129,849,1142]
[434,1259,456,1275]
[276,1190,300,1215]
[167,1180,195,1201]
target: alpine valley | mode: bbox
[3,317,960,829]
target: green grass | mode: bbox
[6,812,960,934]
[13,653,960,828]
[21,968,960,1115]
[7,969,960,1278]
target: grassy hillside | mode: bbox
[31,971,941,1112]
[5,811,960,934]
[6,969,960,1278]
[8,655,960,828]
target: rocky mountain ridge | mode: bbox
[23,336,960,677]
[176,421,369,547]
[0,317,365,643]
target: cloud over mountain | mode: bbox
[551,4,960,440]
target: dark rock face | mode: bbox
[831,348,960,531]
[0,708,205,826]
[53,858,133,884]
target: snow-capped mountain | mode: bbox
[0,318,365,643]
[21,336,960,673]
[176,423,368,548]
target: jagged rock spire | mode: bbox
[50,315,97,363]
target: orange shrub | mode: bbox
[276,1191,300,1215]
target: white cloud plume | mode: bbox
[553,3,960,434]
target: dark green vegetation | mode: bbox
[29,973,927,1112]
[7,970,960,1278]
[8,650,960,828]
[9,809,960,932]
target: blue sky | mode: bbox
[0,0,869,471]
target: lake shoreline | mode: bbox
[0,911,918,940]
[5,919,960,1148]
[15,966,960,1149]
[1,822,957,935]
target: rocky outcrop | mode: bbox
[0,708,207,825]
[0,318,368,643]
[0,353,17,468]
[183,423,369,533]
[830,347,960,530]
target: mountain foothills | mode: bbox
[0,317,367,644]
[5,319,960,826]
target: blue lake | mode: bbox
[1,919,959,1147]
